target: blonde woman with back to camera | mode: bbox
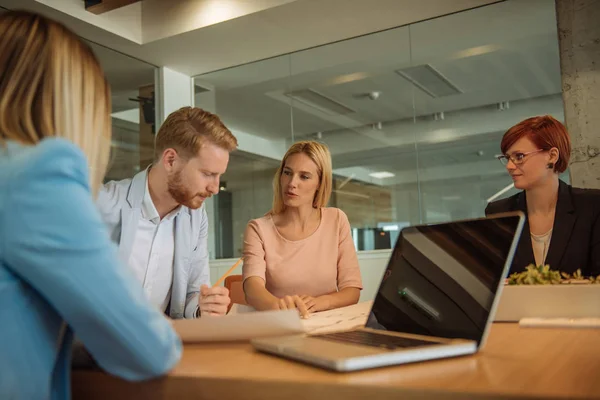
[0,11,181,399]
[243,141,363,317]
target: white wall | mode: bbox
[355,251,391,302]
[158,67,193,125]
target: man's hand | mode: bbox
[273,295,310,319]
[300,295,331,313]
[198,285,230,316]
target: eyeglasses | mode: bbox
[496,149,545,166]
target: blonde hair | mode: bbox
[154,106,237,161]
[0,11,111,196]
[271,141,333,214]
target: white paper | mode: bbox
[519,317,600,328]
[195,301,373,342]
[228,303,257,314]
[302,301,373,335]
[173,309,304,342]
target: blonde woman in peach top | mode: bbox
[243,141,362,317]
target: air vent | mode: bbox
[395,64,462,98]
[285,89,355,116]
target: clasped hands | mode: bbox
[272,294,330,318]
[196,285,328,319]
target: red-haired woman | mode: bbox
[485,115,600,277]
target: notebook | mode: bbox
[251,212,524,371]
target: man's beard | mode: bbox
[167,169,210,209]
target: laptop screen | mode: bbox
[366,214,523,345]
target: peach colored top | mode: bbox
[242,208,363,298]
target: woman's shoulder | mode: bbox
[485,192,521,215]
[570,185,600,200]
[0,138,91,249]
[248,213,273,226]
[246,214,274,235]
[3,137,87,183]
[321,207,351,225]
[569,184,600,214]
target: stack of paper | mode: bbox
[174,301,374,343]
[173,309,303,342]
[301,301,372,335]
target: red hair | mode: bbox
[500,115,571,173]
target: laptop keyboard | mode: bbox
[314,330,436,350]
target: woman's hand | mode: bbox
[300,295,331,313]
[272,295,310,318]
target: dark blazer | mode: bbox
[485,180,600,277]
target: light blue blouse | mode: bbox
[0,138,182,399]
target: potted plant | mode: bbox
[494,265,600,322]
[506,264,600,285]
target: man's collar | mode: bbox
[141,174,161,223]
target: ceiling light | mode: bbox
[327,72,370,86]
[369,171,395,179]
[451,44,500,60]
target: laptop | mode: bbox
[251,212,525,372]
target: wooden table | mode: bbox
[72,322,600,399]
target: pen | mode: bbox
[214,257,243,287]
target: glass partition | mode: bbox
[89,42,157,182]
[194,0,564,259]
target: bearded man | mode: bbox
[98,107,237,319]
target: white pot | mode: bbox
[494,284,600,322]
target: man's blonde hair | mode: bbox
[0,11,111,196]
[154,107,237,161]
[271,141,333,214]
